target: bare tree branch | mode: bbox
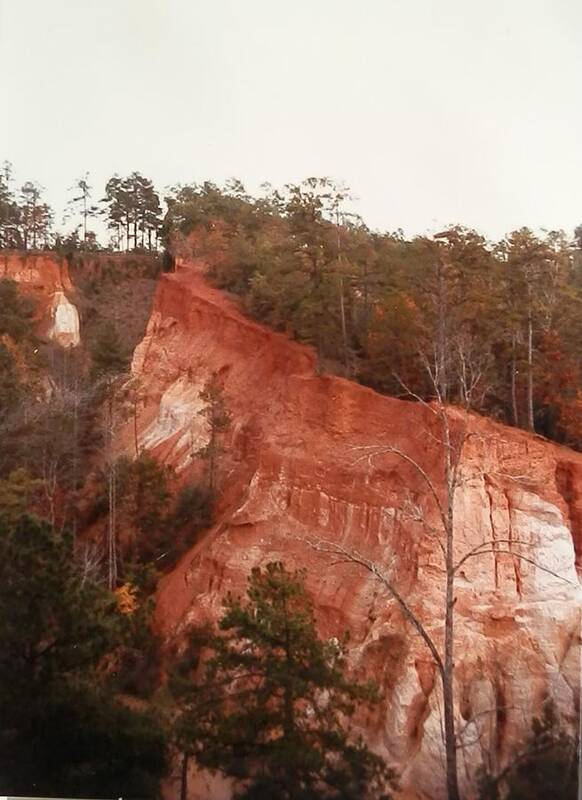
[297,533,446,679]
[454,539,576,585]
[349,444,448,532]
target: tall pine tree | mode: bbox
[172,562,395,800]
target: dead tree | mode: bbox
[104,379,119,590]
[302,368,574,800]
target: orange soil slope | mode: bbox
[122,258,582,799]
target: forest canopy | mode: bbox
[3,162,582,446]
[162,177,582,447]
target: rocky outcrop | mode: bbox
[127,258,582,799]
[48,290,81,348]
[0,251,73,292]
[0,252,80,347]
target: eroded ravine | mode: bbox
[119,257,582,799]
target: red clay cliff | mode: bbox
[0,251,80,347]
[123,258,582,799]
[8,251,581,798]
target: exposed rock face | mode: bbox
[0,251,73,292]
[49,290,81,348]
[128,259,582,799]
[0,252,80,347]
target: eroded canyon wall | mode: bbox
[125,258,580,798]
[0,251,80,347]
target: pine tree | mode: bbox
[19,180,52,249]
[172,562,395,800]
[0,342,23,417]
[0,279,36,422]
[115,452,172,563]
[101,172,161,251]
[90,321,128,380]
[196,372,232,494]
[101,174,128,250]
[0,468,40,523]
[0,277,35,341]
[0,512,168,797]
[478,701,577,800]
[0,160,21,248]
[66,172,98,247]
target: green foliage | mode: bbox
[4,165,582,444]
[0,340,24,416]
[0,280,38,428]
[162,179,582,446]
[171,482,213,538]
[102,171,162,251]
[0,514,118,700]
[163,179,255,239]
[0,163,53,248]
[0,377,103,526]
[196,372,232,493]
[0,278,35,341]
[477,701,577,800]
[12,685,166,798]
[111,569,164,698]
[65,172,99,248]
[95,453,213,570]
[116,452,173,563]
[0,512,168,796]
[91,320,129,379]
[172,562,395,800]
[19,180,53,249]
[0,468,41,522]
[0,160,21,248]
[29,386,93,479]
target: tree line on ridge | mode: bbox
[163,177,582,449]
[3,163,582,447]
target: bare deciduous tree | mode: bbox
[300,370,574,800]
[76,540,105,588]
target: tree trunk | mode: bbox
[578,651,582,800]
[208,425,216,494]
[32,199,38,249]
[134,402,139,458]
[362,261,370,332]
[107,392,117,590]
[83,195,87,244]
[511,335,519,427]
[526,311,534,431]
[443,545,460,800]
[436,255,448,400]
[72,375,79,537]
[443,414,461,800]
[339,275,350,373]
[107,457,117,589]
[282,599,296,751]
[180,751,189,800]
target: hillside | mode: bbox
[1,249,581,799]
[123,256,582,799]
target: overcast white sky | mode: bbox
[1,0,581,241]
